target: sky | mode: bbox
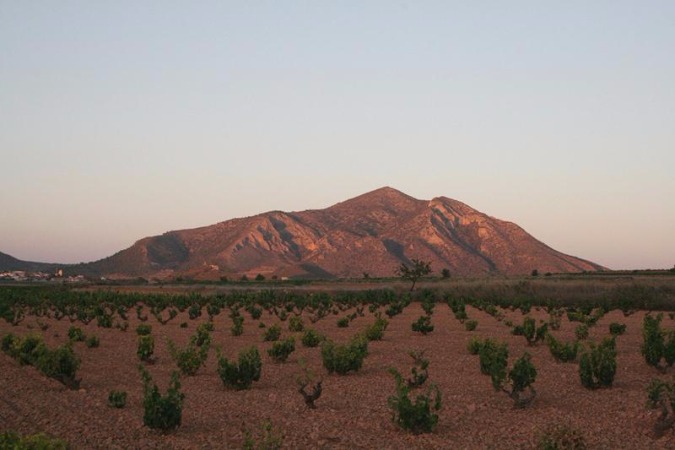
[1,1,674,270]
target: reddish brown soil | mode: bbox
[1,304,674,449]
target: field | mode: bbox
[1,276,675,449]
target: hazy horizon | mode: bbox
[2,2,674,270]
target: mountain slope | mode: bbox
[72,186,604,279]
[0,251,61,273]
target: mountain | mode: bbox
[43,186,603,280]
[0,251,61,273]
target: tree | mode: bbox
[396,259,432,292]
[441,268,451,279]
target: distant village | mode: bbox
[0,269,86,283]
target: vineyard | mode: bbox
[1,278,675,449]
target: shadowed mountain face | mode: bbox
[48,187,602,279]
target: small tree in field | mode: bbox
[396,259,432,292]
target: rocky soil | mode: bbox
[1,303,674,449]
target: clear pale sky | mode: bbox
[1,1,673,270]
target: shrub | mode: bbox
[575,324,589,340]
[137,335,155,362]
[188,304,201,320]
[140,365,184,431]
[641,313,675,371]
[478,339,508,381]
[217,346,262,390]
[385,300,407,318]
[537,423,587,450]
[136,324,152,336]
[337,316,350,328]
[411,315,434,335]
[406,350,429,388]
[475,338,537,407]
[507,353,538,408]
[15,334,46,366]
[387,368,441,434]
[263,324,281,342]
[364,316,389,341]
[421,300,435,316]
[609,322,627,336]
[646,378,675,437]
[231,315,244,336]
[108,390,127,408]
[464,320,478,331]
[97,312,113,328]
[35,343,81,389]
[267,337,295,363]
[579,337,617,389]
[68,326,85,342]
[321,336,368,375]
[296,360,323,409]
[85,335,100,348]
[4,333,80,388]
[467,336,482,355]
[547,309,564,331]
[0,431,68,449]
[546,334,578,363]
[247,305,263,320]
[243,420,283,450]
[301,328,323,347]
[288,316,304,332]
[180,322,188,328]
[168,337,210,376]
[1,333,17,355]
[188,324,212,346]
[521,317,548,346]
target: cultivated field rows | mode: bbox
[2,297,675,449]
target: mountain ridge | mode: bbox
[1,187,605,279]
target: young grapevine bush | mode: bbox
[136,324,152,336]
[520,317,548,346]
[137,335,155,362]
[167,338,210,376]
[217,346,262,390]
[140,366,184,431]
[267,337,295,363]
[321,336,368,375]
[387,368,441,434]
[364,316,389,341]
[579,337,617,389]
[641,313,675,371]
[474,338,537,407]
[609,322,627,336]
[288,316,304,332]
[411,315,434,335]
[646,378,675,437]
[108,390,127,408]
[0,431,68,449]
[67,326,85,342]
[464,320,478,331]
[3,333,81,389]
[546,334,579,363]
[263,324,281,342]
[85,335,100,348]
[301,328,324,348]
